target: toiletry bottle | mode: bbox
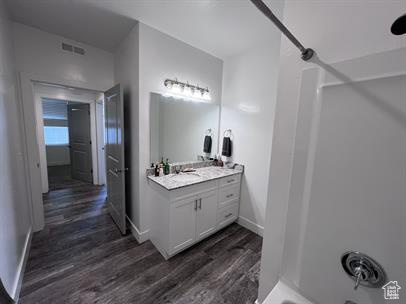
[218,154,224,167]
[159,164,164,177]
[164,159,170,175]
[154,163,160,177]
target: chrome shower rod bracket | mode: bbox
[250,0,315,61]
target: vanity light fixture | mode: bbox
[163,78,211,102]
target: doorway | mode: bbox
[19,72,125,234]
[33,83,106,193]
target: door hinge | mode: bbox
[90,140,92,144]
[91,169,93,173]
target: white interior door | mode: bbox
[104,84,126,234]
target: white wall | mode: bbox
[46,146,70,166]
[219,10,283,234]
[114,23,141,233]
[258,1,406,302]
[13,22,114,91]
[115,22,223,238]
[138,23,223,236]
[0,0,32,299]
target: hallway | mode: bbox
[19,179,262,304]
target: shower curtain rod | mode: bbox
[250,0,314,61]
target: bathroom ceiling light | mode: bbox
[163,78,211,102]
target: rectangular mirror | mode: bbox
[150,92,220,164]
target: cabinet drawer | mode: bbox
[170,180,217,201]
[217,202,239,229]
[218,184,240,208]
[219,174,241,187]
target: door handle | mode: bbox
[194,200,198,211]
[199,198,202,210]
[114,168,129,173]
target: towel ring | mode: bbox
[223,129,233,139]
[205,128,212,136]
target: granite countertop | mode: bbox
[148,166,243,190]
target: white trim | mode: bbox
[95,98,106,185]
[126,216,150,243]
[11,227,32,302]
[255,300,261,304]
[20,72,45,231]
[237,216,264,236]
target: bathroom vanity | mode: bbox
[148,166,242,259]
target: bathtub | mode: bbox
[259,281,314,304]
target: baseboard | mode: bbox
[47,162,70,166]
[255,300,261,304]
[13,227,32,303]
[126,216,149,243]
[237,216,264,236]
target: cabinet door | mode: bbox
[196,190,218,241]
[169,196,197,254]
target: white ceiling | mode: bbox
[5,0,137,53]
[5,0,284,59]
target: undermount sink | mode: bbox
[170,173,201,182]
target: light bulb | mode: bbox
[171,83,181,94]
[184,85,192,97]
[203,90,211,101]
[193,89,201,99]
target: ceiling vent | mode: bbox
[73,46,85,55]
[61,42,73,52]
[61,42,85,55]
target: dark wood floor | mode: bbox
[47,165,76,190]
[20,167,262,304]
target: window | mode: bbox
[42,98,68,120]
[44,126,69,145]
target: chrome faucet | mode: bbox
[353,263,365,290]
[341,251,386,290]
[197,155,205,161]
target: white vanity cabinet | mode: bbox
[148,172,242,259]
